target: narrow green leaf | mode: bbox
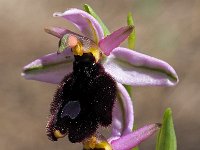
[126,12,138,150]
[125,12,135,104]
[156,108,177,150]
[83,4,110,36]
[127,12,136,49]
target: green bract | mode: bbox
[127,12,136,50]
[156,108,177,150]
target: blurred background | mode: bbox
[0,0,199,149]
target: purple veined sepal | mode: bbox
[109,83,134,142]
[110,123,161,150]
[53,8,104,43]
[103,47,179,86]
[21,48,73,84]
[21,27,76,84]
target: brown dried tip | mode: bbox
[44,27,61,38]
[156,123,162,128]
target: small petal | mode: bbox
[53,9,104,43]
[44,26,80,38]
[103,47,179,86]
[111,123,161,150]
[22,49,73,84]
[108,83,134,142]
[99,26,134,56]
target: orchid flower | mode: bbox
[22,8,178,150]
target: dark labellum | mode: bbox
[46,53,117,143]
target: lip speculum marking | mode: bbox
[61,101,81,119]
[46,35,117,143]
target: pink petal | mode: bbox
[44,26,80,38]
[108,83,134,142]
[53,9,104,43]
[99,26,134,56]
[103,47,179,86]
[111,123,161,150]
[22,49,73,84]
